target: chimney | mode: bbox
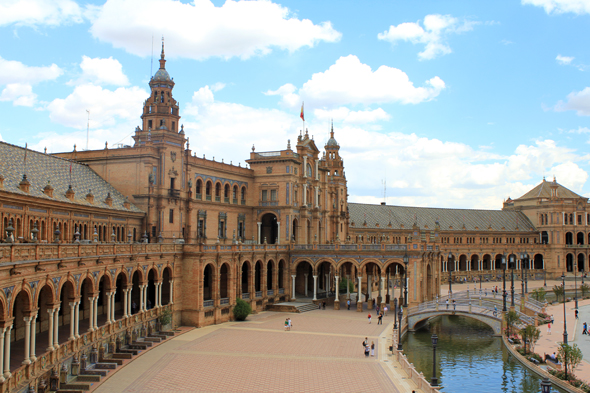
[123,197,130,209]
[43,181,53,197]
[105,192,113,207]
[86,190,94,204]
[19,174,30,193]
[65,185,75,201]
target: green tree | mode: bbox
[505,310,520,337]
[339,278,355,293]
[233,297,252,321]
[557,342,583,378]
[531,287,546,302]
[553,285,565,303]
[519,324,540,354]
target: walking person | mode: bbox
[384,305,388,316]
[547,321,551,335]
[378,312,383,325]
[583,322,588,335]
[368,313,372,324]
[364,342,370,357]
[576,309,579,319]
[452,299,456,311]
[347,299,350,310]
[370,341,375,357]
[284,318,289,331]
[446,299,449,310]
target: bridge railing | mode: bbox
[438,291,543,314]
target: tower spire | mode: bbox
[159,36,166,69]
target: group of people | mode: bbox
[284,318,292,331]
[368,304,389,325]
[363,337,375,357]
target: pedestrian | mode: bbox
[288,318,292,331]
[378,313,383,325]
[322,301,326,310]
[371,341,375,356]
[446,299,449,310]
[376,305,380,315]
[485,288,488,297]
[452,299,456,311]
[347,299,351,310]
[583,322,588,335]
[384,305,388,316]
[547,322,551,335]
[493,306,497,317]
[576,309,579,319]
[368,313,372,324]
[551,314,554,324]
[284,318,289,331]
[363,337,368,347]
[132,301,137,314]
[364,342,370,357]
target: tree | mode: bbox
[519,325,540,354]
[557,342,583,379]
[233,297,252,321]
[505,310,520,336]
[339,278,354,293]
[553,285,564,303]
[531,287,546,302]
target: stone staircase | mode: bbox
[56,331,178,392]
[295,303,319,313]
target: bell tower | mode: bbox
[133,38,182,145]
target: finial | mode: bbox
[44,147,47,154]
[186,136,189,150]
[305,128,309,136]
[252,144,255,152]
[161,36,165,59]
[73,144,76,151]
[287,139,291,149]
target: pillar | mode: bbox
[127,289,133,315]
[93,297,98,330]
[157,283,163,307]
[3,324,11,379]
[257,222,262,244]
[291,275,296,300]
[74,301,80,338]
[170,280,175,304]
[380,276,386,307]
[0,327,5,383]
[106,293,112,323]
[139,285,144,312]
[312,275,318,301]
[303,155,307,177]
[69,302,76,340]
[23,316,32,364]
[30,312,38,361]
[277,222,281,244]
[304,274,308,297]
[53,307,60,348]
[88,296,94,331]
[110,293,115,321]
[143,285,148,310]
[47,309,55,351]
[357,276,363,311]
[122,289,128,318]
[346,275,350,299]
[334,275,340,310]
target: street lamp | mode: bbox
[393,298,398,329]
[510,254,515,308]
[397,308,403,351]
[431,334,438,386]
[520,251,526,297]
[448,252,453,298]
[502,254,507,312]
[403,253,409,307]
[575,260,579,310]
[541,377,551,393]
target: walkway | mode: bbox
[94,308,424,393]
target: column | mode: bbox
[110,292,116,321]
[303,156,307,178]
[23,316,31,365]
[257,222,262,244]
[304,274,308,297]
[88,296,95,331]
[312,275,318,301]
[93,297,98,330]
[3,324,12,379]
[276,222,280,244]
[357,276,362,302]
[143,285,148,311]
[122,289,128,318]
[105,293,112,323]
[47,309,54,351]
[53,307,60,348]
[74,302,80,338]
[139,285,144,312]
[170,280,175,304]
[367,275,371,300]
[68,302,76,340]
[335,276,340,302]
[127,289,133,315]
[325,273,329,292]
[346,275,350,299]
[315,160,319,180]
[291,275,296,300]
[0,327,5,383]
[303,184,307,206]
[380,277,385,301]
[30,312,38,362]
[314,186,319,208]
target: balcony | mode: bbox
[215,196,221,202]
[255,291,263,298]
[224,197,230,203]
[242,293,250,300]
[195,193,202,200]
[233,198,238,204]
[206,195,212,201]
[241,200,246,205]
[168,189,180,198]
[203,299,214,308]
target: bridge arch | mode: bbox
[408,311,501,335]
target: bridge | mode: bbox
[407,291,542,335]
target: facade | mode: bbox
[0,43,586,391]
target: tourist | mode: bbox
[364,342,370,357]
[287,318,292,331]
[446,299,449,310]
[284,318,289,331]
[493,306,497,317]
[363,337,368,347]
[347,299,351,310]
[378,313,383,325]
[583,322,588,335]
[371,341,375,356]
[575,309,579,319]
[368,313,372,324]
[551,314,554,324]
[452,299,456,311]
[376,305,380,315]
[384,305,388,316]
[547,321,551,335]
[322,301,326,310]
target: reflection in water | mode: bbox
[402,316,565,393]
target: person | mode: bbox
[384,305,388,316]
[446,299,449,310]
[485,288,488,296]
[284,318,289,331]
[378,312,383,325]
[547,322,551,335]
[550,352,557,361]
[147,299,152,310]
[453,299,456,311]
[576,309,579,319]
[370,341,375,356]
[363,337,368,347]
[583,322,588,335]
[132,301,137,314]
[368,313,372,324]
[364,342,370,357]
[288,318,292,331]
[322,301,326,310]
[551,314,554,324]
[493,305,498,317]
[376,305,380,315]
[347,299,351,310]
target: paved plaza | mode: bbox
[94,307,421,393]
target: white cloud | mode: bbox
[556,54,575,65]
[555,87,590,116]
[0,56,63,85]
[0,83,37,106]
[378,14,477,60]
[68,56,130,86]
[522,0,590,14]
[0,0,82,27]
[89,0,341,60]
[47,84,148,129]
[314,107,390,124]
[268,55,445,108]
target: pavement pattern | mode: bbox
[94,307,421,393]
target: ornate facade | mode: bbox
[0,43,586,391]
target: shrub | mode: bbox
[159,308,172,326]
[233,297,252,321]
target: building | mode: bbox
[0,43,584,391]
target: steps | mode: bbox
[266,302,318,313]
[296,303,319,313]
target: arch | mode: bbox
[566,253,574,273]
[241,261,251,296]
[254,260,262,292]
[317,260,334,294]
[408,311,501,335]
[459,255,467,271]
[260,213,278,244]
[278,259,285,289]
[34,283,53,357]
[162,266,172,305]
[541,231,549,244]
[241,186,247,202]
[215,182,221,199]
[482,254,492,270]
[11,289,32,367]
[578,254,585,273]
[267,260,274,291]
[196,178,203,195]
[203,263,214,301]
[566,232,573,245]
[224,183,230,199]
[58,280,76,344]
[294,260,313,298]
[534,254,544,270]
[577,232,585,245]
[232,185,238,201]
[220,263,229,299]
[131,270,141,314]
[205,180,212,197]
[470,254,478,271]
[147,269,156,309]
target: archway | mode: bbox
[254,261,262,294]
[292,218,298,242]
[470,255,478,271]
[260,213,278,244]
[220,264,229,299]
[114,272,127,319]
[79,277,93,333]
[35,284,53,357]
[162,267,172,305]
[147,269,156,309]
[363,262,382,305]
[482,254,491,271]
[278,260,285,290]
[566,232,573,245]
[267,260,274,291]
[295,261,313,298]
[241,262,251,298]
[317,261,333,297]
[11,289,31,368]
[578,254,585,272]
[566,253,574,273]
[57,281,75,344]
[97,274,111,326]
[458,255,467,272]
[203,264,213,301]
[578,232,585,245]
[131,271,141,314]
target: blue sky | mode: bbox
[1,0,590,210]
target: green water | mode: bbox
[401,316,566,392]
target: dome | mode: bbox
[326,136,338,147]
[153,68,171,82]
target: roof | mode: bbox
[0,142,142,213]
[348,203,535,232]
[515,178,585,200]
[153,68,171,82]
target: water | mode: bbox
[401,315,566,393]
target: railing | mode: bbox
[233,199,238,204]
[293,245,313,250]
[203,299,214,308]
[195,193,202,200]
[215,196,221,202]
[362,245,381,250]
[267,290,274,296]
[255,291,263,298]
[242,293,250,300]
[220,298,229,305]
[279,288,284,294]
[318,245,336,250]
[241,200,246,205]
[168,189,180,198]
[256,151,281,157]
[206,195,212,201]
[224,197,229,203]
[339,245,357,250]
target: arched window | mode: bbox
[196,179,202,194]
[241,187,246,203]
[224,184,230,198]
[206,181,212,195]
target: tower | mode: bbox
[324,122,348,241]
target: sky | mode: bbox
[1,0,590,210]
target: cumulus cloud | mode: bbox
[68,56,130,86]
[0,0,83,27]
[47,84,148,129]
[556,54,575,65]
[0,83,37,106]
[89,0,341,60]
[522,0,590,14]
[378,14,477,60]
[314,107,390,124]
[267,55,445,108]
[0,57,63,106]
[555,87,590,116]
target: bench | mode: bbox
[529,357,539,365]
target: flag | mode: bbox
[300,102,304,121]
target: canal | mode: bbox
[401,315,566,392]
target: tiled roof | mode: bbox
[515,179,584,200]
[348,203,535,232]
[0,142,142,213]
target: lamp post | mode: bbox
[510,254,515,308]
[575,261,579,310]
[393,298,398,329]
[431,334,438,386]
[479,272,482,295]
[397,308,403,351]
[403,253,409,307]
[520,252,525,297]
[448,253,453,298]
[562,273,568,383]
[502,254,507,312]
[540,377,551,393]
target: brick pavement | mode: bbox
[95,308,421,393]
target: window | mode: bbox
[160,119,165,127]
[170,177,175,189]
[169,209,174,223]
[579,215,582,225]
[148,120,153,129]
[271,189,277,201]
[241,187,246,201]
[196,179,202,194]
[262,190,268,201]
[172,121,175,131]
[306,163,312,177]
[218,213,227,238]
